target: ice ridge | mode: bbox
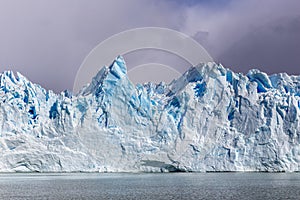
[0,56,300,172]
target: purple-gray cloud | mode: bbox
[0,0,299,93]
[0,0,183,92]
[181,0,300,74]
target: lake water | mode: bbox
[0,173,300,199]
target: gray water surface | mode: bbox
[0,173,299,199]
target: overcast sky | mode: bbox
[0,0,299,93]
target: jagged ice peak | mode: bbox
[0,56,299,172]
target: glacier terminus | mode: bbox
[0,56,300,172]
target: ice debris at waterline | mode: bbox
[0,56,300,172]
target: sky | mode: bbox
[0,0,299,93]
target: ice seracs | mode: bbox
[0,56,300,172]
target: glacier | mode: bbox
[0,56,300,172]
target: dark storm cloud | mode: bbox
[0,0,299,93]
[219,16,300,75]
[181,0,300,75]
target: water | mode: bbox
[0,173,300,199]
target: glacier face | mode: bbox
[0,56,300,172]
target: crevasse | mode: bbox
[0,56,299,172]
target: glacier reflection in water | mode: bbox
[0,173,300,199]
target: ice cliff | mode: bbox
[0,56,300,172]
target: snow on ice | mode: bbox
[0,56,300,172]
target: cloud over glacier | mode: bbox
[0,0,299,92]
